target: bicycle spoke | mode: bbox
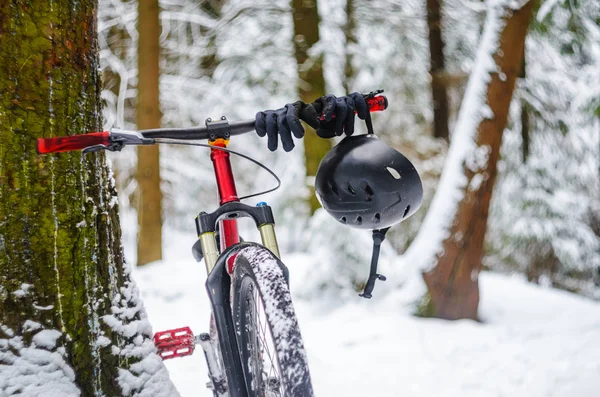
[247,283,284,396]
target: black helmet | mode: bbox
[315,134,423,230]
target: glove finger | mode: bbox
[255,112,267,137]
[349,92,368,120]
[316,120,337,138]
[311,97,325,115]
[322,94,338,122]
[335,98,347,136]
[297,102,320,130]
[278,111,294,152]
[265,112,278,151]
[344,97,356,136]
[287,103,305,138]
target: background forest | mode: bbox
[1,0,599,395]
[99,0,600,298]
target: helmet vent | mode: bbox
[403,205,411,218]
[356,216,362,225]
[386,167,402,179]
[374,213,381,223]
[347,183,356,195]
[329,181,339,196]
[340,216,347,224]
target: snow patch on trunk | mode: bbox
[104,259,180,396]
[0,326,80,396]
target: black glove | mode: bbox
[311,92,368,138]
[255,101,320,152]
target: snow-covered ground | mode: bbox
[131,229,600,397]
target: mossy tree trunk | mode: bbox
[0,1,175,394]
[136,0,163,266]
[292,0,329,214]
[422,1,535,320]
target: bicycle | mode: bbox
[36,91,420,397]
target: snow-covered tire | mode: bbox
[232,246,314,397]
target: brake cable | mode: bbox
[153,138,281,201]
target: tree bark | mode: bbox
[520,46,530,163]
[426,0,450,141]
[137,0,163,266]
[291,0,329,214]
[343,0,357,94]
[0,1,174,394]
[423,1,535,320]
[200,0,225,78]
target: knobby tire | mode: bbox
[231,246,314,397]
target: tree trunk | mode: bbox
[0,1,175,394]
[343,0,357,94]
[422,1,535,320]
[200,0,225,78]
[292,0,329,214]
[426,0,450,141]
[137,0,163,266]
[520,46,530,163]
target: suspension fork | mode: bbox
[200,138,240,274]
[198,138,281,276]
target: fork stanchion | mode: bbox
[199,231,220,274]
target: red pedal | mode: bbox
[153,326,196,360]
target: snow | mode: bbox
[0,331,79,397]
[132,229,600,397]
[32,330,62,350]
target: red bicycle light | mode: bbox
[36,132,110,154]
[366,95,388,112]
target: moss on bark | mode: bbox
[0,1,150,395]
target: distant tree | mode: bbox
[426,0,450,141]
[343,0,357,93]
[405,0,535,320]
[136,0,163,266]
[487,0,600,297]
[199,0,226,77]
[292,0,329,214]
[0,1,175,394]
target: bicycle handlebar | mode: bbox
[36,94,388,154]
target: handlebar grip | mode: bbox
[36,132,110,154]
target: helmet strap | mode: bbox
[359,227,390,299]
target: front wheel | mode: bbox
[231,246,314,397]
